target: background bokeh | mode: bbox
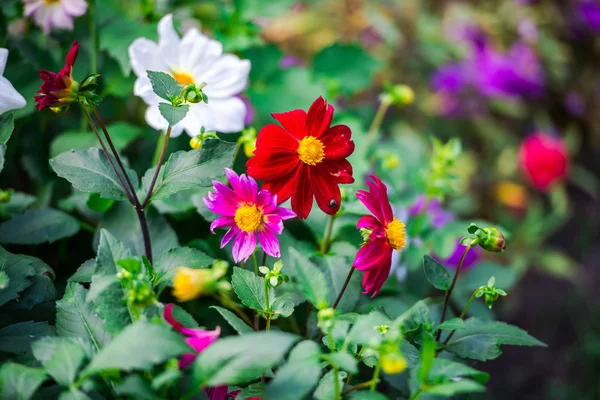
[1,0,599,398]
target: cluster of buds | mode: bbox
[172,260,231,302]
[117,258,155,308]
[189,126,219,150]
[381,83,415,108]
[475,276,507,309]
[258,260,288,287]
[238,127,257,158]
[461,223,507,252]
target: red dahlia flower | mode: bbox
[518,133,569,191]
[246,97,355,219]
[35,40,80,111]
[353,176,406,297]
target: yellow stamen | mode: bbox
[172,71,195,85]
[234,204,263,232]
[172,267,213,302]
[297,136,325,166]
[386,218,406,251]
[44,0,61,4]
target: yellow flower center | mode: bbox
[44,0,61,4]
[173,267,212,302]
[172,71,195,85]
[386,218,406,251]
[298,136,325,166]
[234,205,263,232]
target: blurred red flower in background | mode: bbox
[519,133,569,191]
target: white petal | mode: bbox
[183,97,246,135]
[32,6,53,34]
[23,0,43,17]
[50,5,74,30]
[201,55,250,99]
[61,0,88,16]
[133,77,158,105]
[0,77,27,115]
[157,14,180,71]
[179,29,223,75]
[128,38,169,78]
[0,49,8,76]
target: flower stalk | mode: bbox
[143,126,172,208]
[320,214,336,254]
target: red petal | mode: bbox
[356,215,381,230]
[306,96,334,138]
[65,41,80,70]
[356,176,392,224]
[353,237,391,271]
[272,109,307,140]
[254,124,298,154]
[310,168,341,215]
[291,164,314,219]
[262,167,299,204]
[361,250,392,297]
[322,125,355,159]
[321,159,354,184]
[247,152,299,181]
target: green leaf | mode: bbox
[191,331,299,388]
[144,139,236,202]
[423,255,451,291]
[84,321,188,375]
[147,71,181,102]
[57,389,91,400]
[436,318,464,332]
[313,44,382,95]
[326,352,358,373]
[87,230,133,334]
[348,392,389,400]
[265,340,322,400]
[0,144,6,175]
[0,363,47,400]
[154,247,214,286]
[232,267,273,312]
[0,321,54,354]
[425,380,486,397]
[117,375,162,400]
[50,148,139,201]
[211,306,253,334]
[0,209,79,245]
[445,317,547,361]
[31,337,87,386]
[11,275,56,310]
[347,310,391,347]
[56,281,112,350]
[0,192,36,218]
[317,242,361,312]
[158,103,189,126]
[50,122,143,158]
[70,259,95,283]
[428,358,489,384]
[0,246,46,307]
[287,248,329,308]
[396,300,433,334]
[313,369,347,400]
[0,113,14,144]
[236,383,264,400]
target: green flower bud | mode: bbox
[0,189,12,204]
[467,224,506,252]
[388,84,415,107]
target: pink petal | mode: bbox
[361,250,392,297]
[353,238,392,271]
[184,326,221,353]
[273,206,297,220]
[178,353,197,369]
[210,216,235,233]
[258,227,281,258]
[262,214,283,234]
[163,303,185,333]
[357,215,381,230]
[232,231,257,263]
[221,225,240,247]
[208,385,229,400]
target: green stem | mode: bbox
[436,245,471,341]
[410,388,422,400]
[341,381,371,395]
[142,126,172,208]
[89,0,97,74]
[332,267,355,309]
[264,279,271,314]
[328,326,341,400]
[320,214,336,255]
[151,133,164,166]
[370,360,382,391]
[252,252,259,276]
[442,289,478,345]
[364,96,392,152]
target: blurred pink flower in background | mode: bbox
[519,133,569,191]
[23,0,88,35]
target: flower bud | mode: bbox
[190,135,203,150]
[317,307,335,328]
[388,84,415,107]
[479,227,506,252]
[173,267,215,302]
[0,189,12,204]
[381,352,407,374]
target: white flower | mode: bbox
[129,14,251,137]
[23,0,88,35]
[0,49,26,116]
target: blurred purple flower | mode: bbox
[238,95,255,125]
[565,92,585,117]
[578,0,600,32]
[443,239,480,269]
[280,55,303,70]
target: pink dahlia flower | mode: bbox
[353,176,406,297]
[23,0,88,35]
[204,168,296,263]
[164,303,220,369]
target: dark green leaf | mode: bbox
[237,383,264,400]
[50,148,139,201]
[232,267,273,312]
[423,255,451,291]
[428,359,489,384]
[144,139,236,201]
[0,246,40,306]
[117,375,162,400]
[348,392,389,400]
[84,321,188,374]
[313,369,347,400]
[158,103,189,126]
[57,389,91,400]
[317,242,361,312]
[154,247,213,286]
[0,114,14,144]
[147,71,181,102]
[0,192,36,218]
[396,300,433,334]
[191,331,299,387]
[425,380,486,397]
[0,363,47,400]
[287,248,329,308]
[32,337,87,386]
[0,209,79,245]
[0,321,53,354]
[211,306,253,334]
[326,352,358,373]
[56,281,112,350]
[436,318,464,332]
[445,318,547,361]
[70,259,95,283]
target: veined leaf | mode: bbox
[0,208,79,245]
[0,363,47,400]
[154,247,213,286]
[0,321,54,354]
[147,71,181,102]
[158,103,189,126]
[423,255,451,291]
[287,248,329,309]
[211,306,253,335]
[232,267,273,312]
[32,337,87,386]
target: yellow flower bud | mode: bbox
[190,136,203,150]
[381,352,407,375]
[243,139,256,158]
[172,267,214,302]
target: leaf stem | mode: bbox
[341,380,371,395]
[364,96,392,152]
[442,289,478,345]
[435,244,471,341]
[142,126,172,208]
[252,252,259,276]
[370,360,381,391]
[320,214,336,254]
[89,0,97,74]
[333,267,356,309]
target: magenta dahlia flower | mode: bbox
[353,176,406,297]
[164,304,220,369]
[204,168,296,263]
